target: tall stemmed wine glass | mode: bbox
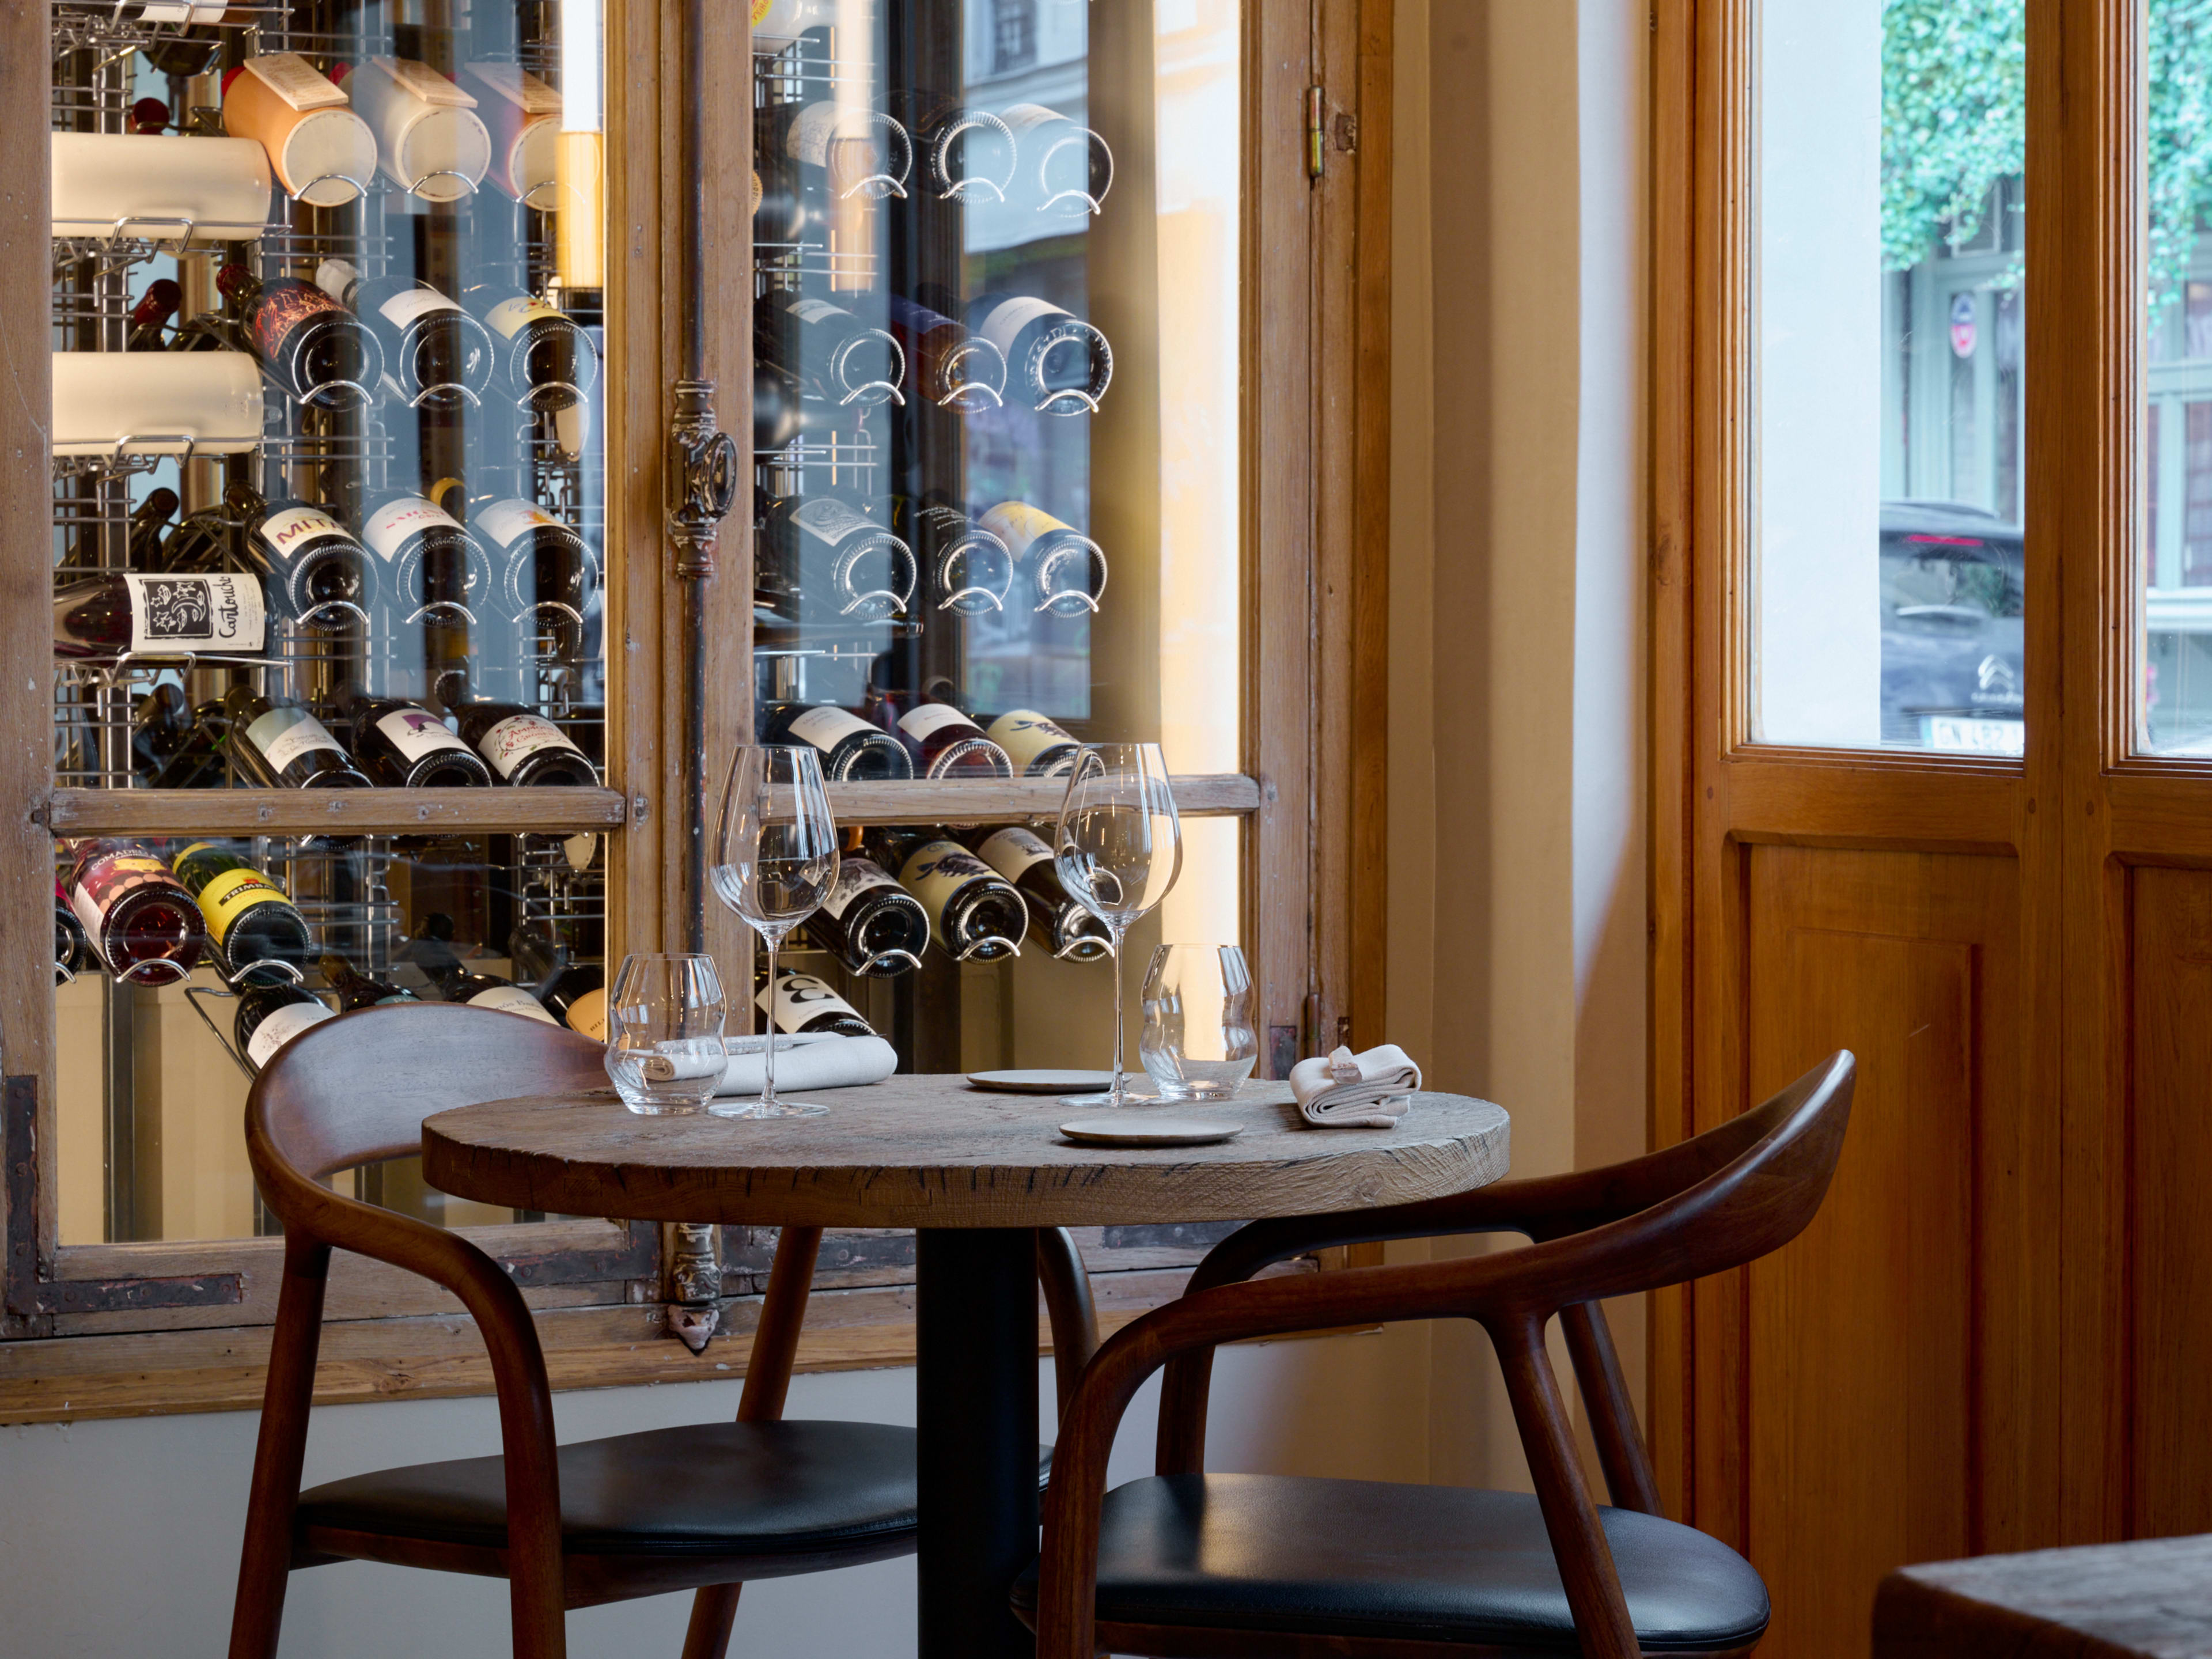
[710,745,839,1118]
[1054,742,1183,1108]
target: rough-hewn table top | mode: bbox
[1874,1535,2212,1659]
[422,1074,1510,1229]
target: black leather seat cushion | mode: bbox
[298,1420,925,1565]
[1011,1474,1770,1652]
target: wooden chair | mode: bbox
[1016,1051,1857,1659]
[228,1001,1101,1659]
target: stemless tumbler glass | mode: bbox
[603,953,729,1114]
[1055,741,1182,1108]
[1138,944,1257,1101]
[710,744,839,1118]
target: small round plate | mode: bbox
[1058,1116,1245,1147]
[968,1069,1121,1094]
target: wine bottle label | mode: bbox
[821,857,903,921]
[790,497,875,547]
[362,497,463,559]
[463,62,560,115]
[472,498,565,547]
[976,825,1055,881]
[467,984,559,1022]
[787,296,851,326]
[785,704,878,751]
[70,853,175,947]
[377,286,466,328]
[242,53,350,113]
[978,296,1068,358]
[987,710,1078,769]
[139,2,228,21]
[978,501,1073,562]
[787,102,847,168]
[374,56,478,108]
[565,985,608,1042]
[896,703,975,743]
[257,504,352,559]
[564,832,599,870]
[899,842,993,926]
[482,294,562,340]
[247,998,336,1069]
[194,866,289,948]
[476,713,586,780]
[247,704,347,772]
[999,103,1071,142]
[376,707,474,763]
[122,572,267,654]
[756,971,867,1035]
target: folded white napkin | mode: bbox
[714,1032,899,1097]
[1288,1043,1422,1128]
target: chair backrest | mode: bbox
[248,1001,605,1187]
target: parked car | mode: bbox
[1880,499,2025,753]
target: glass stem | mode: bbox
[1109,924,1127,1106]
[762,934,779,1109]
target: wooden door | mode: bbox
[1646,0,2202,1650]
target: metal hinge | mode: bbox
[1306,85,1326,179]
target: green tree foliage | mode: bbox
[1881,0,2212,305]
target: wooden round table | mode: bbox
[423,1075,1509,1659]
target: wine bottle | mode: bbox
[802,855,930,976]
[469,499,600,623]
[319,951,419,1012]
[344,691,494,788]
[984,709,1083,777]
[453,701,599,786]
[62,839,207,979]
[893,497,1013,613]
[757,99,912,203]
[125,279,184,351]
[140,21,223,78]
[130,683,194,783]
[756,292,905,408]
[421,952,560,1023]
[880,835,1028,961]
[220,684,373,789]
[758,968,877,1037]
[752,150,824,244]
[963,824,1113,961]
[215,264,385,405]
[967,293,1113,414]
[463,287,600,403]
[315,259,495,402]
[753,361,862,449]
[53,571,267,659]
[221,54,379,209]
[54,887,96,983]
[129,97,170,137]
[874,696,1014,779]
[1002,103,1115,215]
[229,488,379,627]
[757,495,916,623]
[758,701,915,782]
[126,487,181,562]
[887,92,1016,202]
[336,57,491,203]
[977,502,1109,615]
[150,700,233,789]
[538,963,607,1040]
[171,842,317,986]
[236,983,338,1073]
[886,297,1007,410]
[361,495,493,626]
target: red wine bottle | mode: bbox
[962,824,1112,960]
[421,953,560,1023]
[756,292,905,408]
[757,495,916,623]
[54,887,96,983]
[228,486,378,627]
[868,832,1029,961]
[130,683,193,782]
[319,951,419,1012]
[892,497,1013,614]
[315,259,494,402]
[125,279,184,351]
[802,855,930,976]
[344,691,493,787]
[967,293,1112,413]
[236,983,337,1073]
[361,495,493,626]
[983,709,1082,777]
[758,968,877,1037]
[758,700,914,781]
[217,263,385,404]
[538,963,606,1039]
[53,570,267,658]
[453,701,599,786]
[885,296,1006,408]
[470,499,599,623]
[221,684,372,789]
[62,839,207,979]
[463,286,600,403]
[870,695,1013,779]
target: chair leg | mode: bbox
[680,1583,744,1659]
[227,1236,329,1659]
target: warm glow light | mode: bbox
[555,1,605,289]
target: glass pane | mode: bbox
[749,0,1244,1070]
[47,2,612,1243]
[2140,7,2212,752]
[1752,1,2026,755]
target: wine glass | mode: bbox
[1054,742,1183,1108]
[709,745,839,1118]
[1139,944,1258,1101]
[603,953,728,1115]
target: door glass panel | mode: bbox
[47,2,611,1241]
[749,0,1244,1071]
[2139,9,2212,752]
[1752,0,2026,755]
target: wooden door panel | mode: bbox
[1735,846,2017,1658]
[2127,864,2212,1537]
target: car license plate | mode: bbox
[1922,715,2024,756]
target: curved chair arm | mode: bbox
[1036,1228,1100,1417]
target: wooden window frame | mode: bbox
[0,0,1390,1424]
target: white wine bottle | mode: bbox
[978,502,1108,615]
[968,294,1112,414]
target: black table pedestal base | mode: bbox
[916,1227,1041,1659]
